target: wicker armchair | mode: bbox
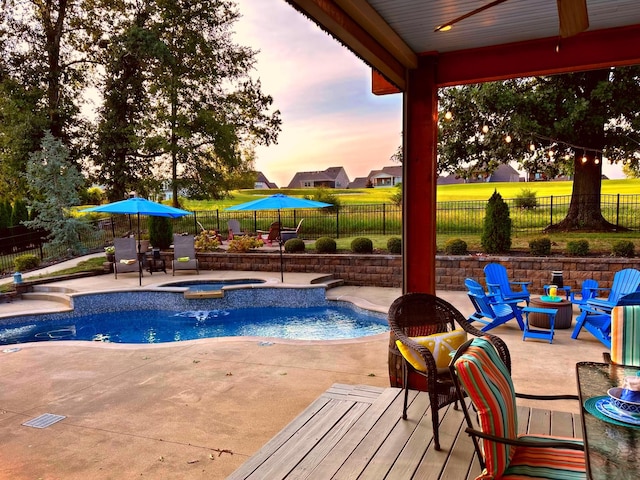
[388,292,510,451]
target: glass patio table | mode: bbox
[576,361,640,480]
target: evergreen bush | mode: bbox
[445,238,468,255]
[567,239,590,256]
[351,237,373,253]
[528,236,551,256]
[315,237,337,253]
[387,236,402,254]
[11,199,29,226]
[481,190,512,254]
[148,216,173,249]
[611,240,635,258]
[284,238,305,253]
[14,254,40,272]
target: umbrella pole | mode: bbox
[278,210,283,282]
[137,213,142,286]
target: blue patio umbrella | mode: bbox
[226,194,331,281]
[82,197,191,285]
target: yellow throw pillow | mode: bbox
[396,329,468,373]
[120,259,136,265]
[177,256,190,262]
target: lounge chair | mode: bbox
[569,279,599,308]
[172,234,199,275]
[388,292,510,451]
[465,278,524,331]
[572,269,640,347]
[484,262,531,305]
[113,237,140,279]
[449,337,585,480]
[280,219,304,242]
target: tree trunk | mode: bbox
[546,68,618,232]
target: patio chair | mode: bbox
[257,221,281,246]
[113,237,140,279]
[572,269,640,347]
[227,219,242,240]
[388,292,510,451]
[449,337,585,480]
[465,278,525,332]
[280,218,304,242]
[171,234,199,275]
[569,279,599,308]
[484,262,531,305]
[608,303,640,366]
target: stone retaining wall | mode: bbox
[181,252,640,291]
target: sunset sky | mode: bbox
[234,0,623,184]
[235,0,403,188]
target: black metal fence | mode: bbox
[1,193,638,275]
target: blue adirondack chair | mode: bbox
[571,269,640,347]
[465,278,524,332]
[569,279,599,308]
[484,263,531,305]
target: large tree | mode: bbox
[145,0,281,205]
[438,67,640,231]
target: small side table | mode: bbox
[529,297,573,329]
[146,252,166,274]
[522,306,557,343]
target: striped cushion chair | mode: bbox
[610,305,640,366]
[451,337,585,479]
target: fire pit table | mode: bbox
[528,296,573,329]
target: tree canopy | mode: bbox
[438,66,640,231]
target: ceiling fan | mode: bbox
[434,0,589,38]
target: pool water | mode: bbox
[0,306,389,344]
[162,279,266,292]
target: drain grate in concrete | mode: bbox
[22,413,66,429]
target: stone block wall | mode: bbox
[159,252,640,291]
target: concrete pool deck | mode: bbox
[0,255,607,479]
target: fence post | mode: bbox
[550,195,553,226]
[335,208,340,239]
[193,211,198,233]
[616,193,620,228]
[382,204,386,235]
[216,209,220,232]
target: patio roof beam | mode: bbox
[285,0,409,89]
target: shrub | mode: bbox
[284,238,305,253]
[387,236,402,254]
[481,190,512,254]
[567,239,590,256]
[194,230,221,252]
[389,183,402,206]
[315,237,337,253]
[528,236,551,256]
[514,188,538,209]
[148,216,173,249]
[14,254,40,272]
[612,240,635,258]
[227,235,263,253]
[351,237,373,253]
[306,187,340,213]
[444,238,468,255]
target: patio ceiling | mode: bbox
[284,0,640,90]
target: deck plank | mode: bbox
[229,384,582,480]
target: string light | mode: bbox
[444,111,453,120]
[505,134,512,143]
[581,153,588,163]
[482,125,489,133]
[548,150,555,158]
[595,157,600,165]
[529,142,536,151]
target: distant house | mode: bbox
[287,166,350,189]
[254,172,278,189]
[487,164,521,182]
[347,166,403,188]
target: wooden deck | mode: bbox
[229,384,583,479]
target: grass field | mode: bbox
[181,178,640,210]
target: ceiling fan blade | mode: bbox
[557,0,589,38]
[434,0,510,32]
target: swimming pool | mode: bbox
[0,287,389,344]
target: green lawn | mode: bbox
[181,179,640,210]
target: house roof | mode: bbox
[286,166,348,188]
[488,164,521,182]
[255,172,278,189]
[348,177,369,189]
[284,1,640,91]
